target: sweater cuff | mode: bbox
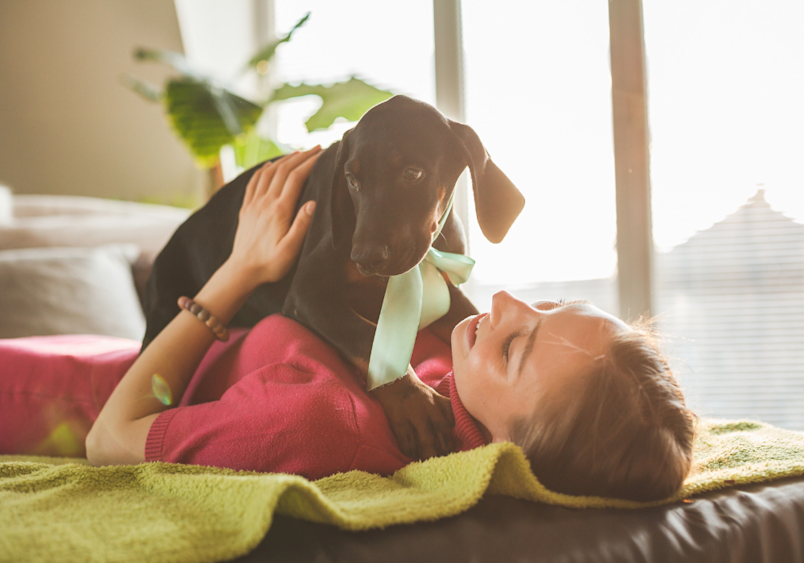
[448,373,489,451]
[144,409,178,462]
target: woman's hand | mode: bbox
[226,146,322,290]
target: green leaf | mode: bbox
[270,77,394,132]
[163,78,263,168]
[121,74,163,103]
[231,130,287,169]
[245,13,311,73]
[133,47,197,78]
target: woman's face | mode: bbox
[451,291,629,442]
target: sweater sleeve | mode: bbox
[144,362,366,481]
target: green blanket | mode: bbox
[2,418,804,563]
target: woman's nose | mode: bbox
[490,291,534,326]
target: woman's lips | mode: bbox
[466,313,488,349]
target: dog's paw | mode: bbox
[371,370,455,460]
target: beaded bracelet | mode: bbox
[177,296,230,342]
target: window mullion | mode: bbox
[608,0,654,320]
[433,0,471,251]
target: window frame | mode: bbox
[256,0,654,320]
[431,0,653,321]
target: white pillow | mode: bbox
[0,245,146,340]
[0,186,11,225]
[0,195,191,259]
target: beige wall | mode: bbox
[0,0,204,203]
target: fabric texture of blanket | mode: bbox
[2,418,804,563]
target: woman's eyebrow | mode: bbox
[517,319,541,378]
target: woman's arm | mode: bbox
[86,147,322,466]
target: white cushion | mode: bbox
[0,186,11,225]
[0,245,146,340]
[0,194,191,259]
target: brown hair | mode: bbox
[509,319,696,502]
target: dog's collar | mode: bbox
[367,190,475,391]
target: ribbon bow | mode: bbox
[367,195,475,391]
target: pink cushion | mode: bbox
[0,335,139,457]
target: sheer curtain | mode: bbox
[644,0,804,429]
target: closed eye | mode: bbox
[557,298,589,307]
[502,332,519,364]
[533,298,590,311]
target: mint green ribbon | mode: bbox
[367,196,475,391]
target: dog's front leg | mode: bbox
[374,283,478,459]
[373,284,478,459]
[370,365,455,460]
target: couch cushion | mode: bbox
[0,245,146,340]
[0,186,11,225]
[0,194,192,308]
[1,194,191,259]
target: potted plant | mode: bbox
[124,13,393,197]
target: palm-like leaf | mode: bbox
[165,78,262,168]
[125,47,264,168]
[245,13,310,73]
[125,12,395,175]
[122,75,162,103]
[270,77,394,132]
[232,130,287,169]
[134,47,198,78]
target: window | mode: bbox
[460,0,618,314]
[644,0,804,428]
[272,1,618,314]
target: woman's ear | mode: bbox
[329,129,356,251]
[448,121,525,244]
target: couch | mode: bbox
[2,188,804,563]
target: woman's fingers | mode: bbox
[265,146,321,202]
[252,158,282,203]
[243,158,279,208]
[277,148,321,208]
[245,146,320,209]
[231,146,322,284]
[273,201,316,279]
[242,163,264,208]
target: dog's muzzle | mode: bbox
[351,244,391,276]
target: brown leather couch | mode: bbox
[234,476,804,563]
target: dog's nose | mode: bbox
[352,245,390,275]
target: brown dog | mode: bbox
[143,95,524,460]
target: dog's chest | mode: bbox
[344,261,388,324]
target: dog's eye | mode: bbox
[345,173,359,190]
[403,168,424,182]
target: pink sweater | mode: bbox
[0,315,487,479]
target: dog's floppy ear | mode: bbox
[329,129,356,250]
[448,121,525,244]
